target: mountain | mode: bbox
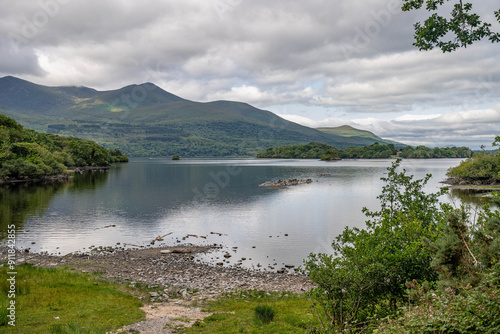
[0,76,397,157]
[317,125,403,147]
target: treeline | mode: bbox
[447,136,500,185]
[257,142,474,160]
[0,114,128,181]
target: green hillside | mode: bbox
[0,76,396,157]
[317,125,401,146]
[0,114,127,181]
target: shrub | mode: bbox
[304,160,450,332]
[254,305,275,324]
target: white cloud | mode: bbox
[280,106,500,148]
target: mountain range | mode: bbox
[0,76,399,157]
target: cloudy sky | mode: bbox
[1,0,499,148]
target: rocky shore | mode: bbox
[0,245,313,296]
[443,177,500,190]
[1,245,315,333]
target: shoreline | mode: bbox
[442,177,500,191]
[0,165,112,184]
[0,245,313,295]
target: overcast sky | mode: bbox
[1,0,499,148]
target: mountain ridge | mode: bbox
[0,76,400,157]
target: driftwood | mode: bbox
[124,243,143,248]
[151,232,173,245]
[94,224,117,230]
[210,232,227,236]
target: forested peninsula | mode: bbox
[0,114,128,182]
[257,142,474,160]
[446,136,500,185]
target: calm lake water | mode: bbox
[0,158,475,270]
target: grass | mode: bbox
[0,263,145,334]
[180,290,319,334]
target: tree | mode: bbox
[402,1,500,52]
[304,160,450,332]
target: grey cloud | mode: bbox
[0,0,498,148]
[0,38,43,75]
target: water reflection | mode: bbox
[0,181,66,237]
[449,188,497,206]
[0,170,110,239]
[0,158,480,269]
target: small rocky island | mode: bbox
[259,178,313,187]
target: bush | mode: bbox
[255,305,275,324]
[447,152,499,184]
[304,160,450,332]
[375,267,500,333]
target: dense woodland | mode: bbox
[0,114,128,181]
[257,142,474,160]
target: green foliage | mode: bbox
[257,142,333,159]
[447,138,500,185]
[375,268,500,333]
[107,148,129,163]
[0,114,128,180]
[339,142,398,159]
[304,160,450,332]
[254,305,276,324]
[399,145,473,159]
[172,154,180,160]
[321,148,341,161]
[429,208,480,288]
[402,1,500,52]
[257,142,472,160]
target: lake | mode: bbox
[0,158,474,271]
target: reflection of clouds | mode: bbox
[11,159,465,269]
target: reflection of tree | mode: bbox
[449,189,492,206]
[0,170,112,240]
[0,181,67,239]
[68,169,111,192]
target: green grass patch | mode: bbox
[182,290,318,334]
[0,263,144,334]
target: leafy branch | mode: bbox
[402,0,500,52]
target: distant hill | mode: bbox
[317,125,403,147]
[0,76,399,157]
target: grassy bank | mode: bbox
[179,290,319,334]
[0,264,144,334]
